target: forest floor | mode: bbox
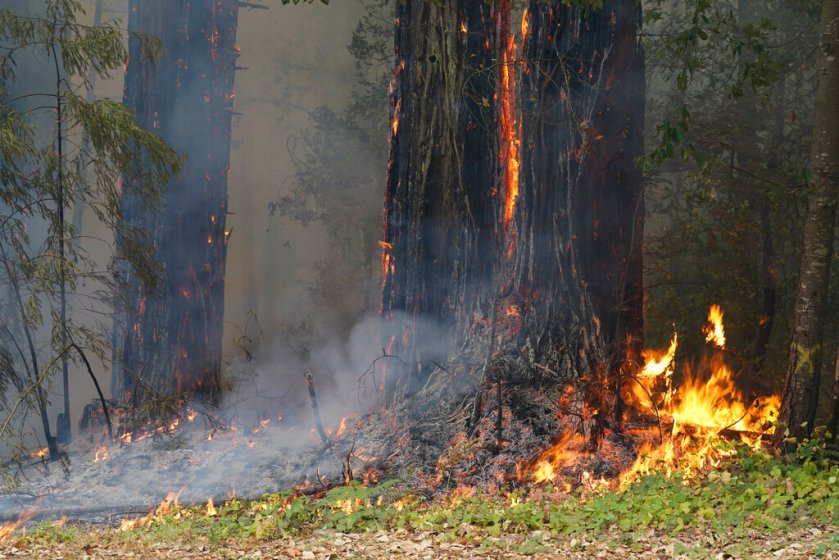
[1,440,836,560]
[0,521,835,559]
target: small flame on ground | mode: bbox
[619,305,778,485]
[527,431,586,484]
[29,447,49,460]
[524,305,780,488]
[94,446,109,463]
[206,497,217,517]
[0,507,37,542]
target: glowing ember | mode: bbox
[391,98,402,136]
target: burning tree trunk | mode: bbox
[114,0,239,406]
[381,1,644,427]
[381,0,503,399]
[514,2,644,420]
[774,0,839,447]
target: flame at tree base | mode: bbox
[522,305,780,488]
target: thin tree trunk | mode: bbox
[774,0,839,447]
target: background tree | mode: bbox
[0,0,179,458]
[774,0,839,446]
[268,1,392,356]
[640,0,824,417]
[113,0,240,408]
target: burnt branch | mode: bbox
[304,370,330,447]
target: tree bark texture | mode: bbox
[775,0,839,446]
[114,0,239,405]
[515,1,644,391]
[381,0,503,399]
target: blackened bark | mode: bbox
[516,2,644,397]
[381,1,502,399]
[774,0,839,447]
[115,0,239,406]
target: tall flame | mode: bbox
[499,1,520,237]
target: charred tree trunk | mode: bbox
[515,2,644,424]
[114,0,239,406]
[774,0,839,447]
[381,0,502,399]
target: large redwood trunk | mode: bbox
[114,0,239,405]
[381,1,645,426]
[381,0,502,399]
[514,1,644,420]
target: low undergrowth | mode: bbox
[7,438,839,556]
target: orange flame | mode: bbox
[94,445,109,463]
[29,447,49,460]
[391,98,402,137]
[206,497,217,517]
[527,431,586,484]
[0,507,37,542]
[620,305,779,485]
[119,490,183,532]
[703,304,726,348]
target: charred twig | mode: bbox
[315,468,328,489]
[304,370,330,447]
[677,422,770,442]
[342,441,355,485]
[624,374,664,444]
[70,343,112,440]
[469,271,516,438]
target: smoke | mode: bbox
[0,0,396,510]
